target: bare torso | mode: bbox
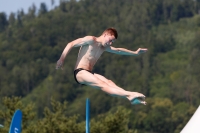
[74,38,106,71]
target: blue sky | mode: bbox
[0,0,60,16]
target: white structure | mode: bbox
[181,105,200,133]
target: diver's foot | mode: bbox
[130,97,146,105]
[128,92,146,105]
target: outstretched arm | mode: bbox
[106,46,148,56]
[56,36,94,69]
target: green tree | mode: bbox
[39,3,48,16]
[8,13,15,26]
[0,13,8,32]
[0,97,35,133]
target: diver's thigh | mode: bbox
[94,73,109,82]
[94,73,116,86]
[76,70,106,88]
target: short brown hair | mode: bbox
[103,27,118,39]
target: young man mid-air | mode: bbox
[56,28,148,105]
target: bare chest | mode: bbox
[79,44,105,60]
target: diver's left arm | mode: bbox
[106,46,148,56]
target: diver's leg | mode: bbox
[76,70,146,105]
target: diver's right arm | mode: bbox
[56,36,94,69]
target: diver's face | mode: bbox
[103,34,116,46]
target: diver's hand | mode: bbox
[56,59,64,70]
[136,48,148,55]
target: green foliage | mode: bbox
[0,96,35,133]
[24,98,85,133]
[0,12,8,32]
[91,107,134,133]
[131,98,196,133]
[0,97,137,133]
